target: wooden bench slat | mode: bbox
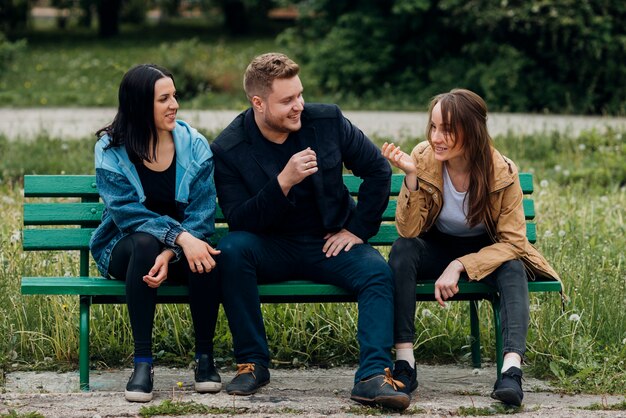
[344,173,534,195]
[23,199,533,227]
[24,203,103,225]
[25,174,533,198]
[23,228,95,250]
[22,277,560,297]
[22,223,537,250]
[527,222,536,243]
[24,175,99,197]
[22,227,231,250]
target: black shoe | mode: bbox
[350,368,411,411]
[491,366,524,406]
[194,354,222,393]
[125,362,153,402]
[225,363,270,395]
[392,360,418,395]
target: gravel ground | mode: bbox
[2,363,625,417]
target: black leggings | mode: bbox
[108,232,220,358]
[388,227,530,358]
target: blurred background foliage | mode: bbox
[1,0,625,113]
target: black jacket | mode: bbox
[211,104,391,242]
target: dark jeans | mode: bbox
[388,228,530,358]
[109,232,220,358]
[217,231,394,383]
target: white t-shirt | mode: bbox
[435,165,486,237]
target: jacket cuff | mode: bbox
[165,225,185,247]
[269,176,297,209]
[345,219,370,243]
[457,255,482,280]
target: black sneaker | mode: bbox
[491,366,524,406]
[125,362,154,402]
[225,363,270,395]
[392,360,418,395]
[194,354,222,393]
[350,368,411,411]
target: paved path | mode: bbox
[2,364,625,417]
[2,108,625,141]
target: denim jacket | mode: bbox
[89,120,217,277]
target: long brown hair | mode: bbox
[426,89,494,227]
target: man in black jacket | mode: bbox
[211,52,409,410]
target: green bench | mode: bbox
[22,173,561,391]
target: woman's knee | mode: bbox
[494,260,528,291]
[388,237,424,270]
[497,260,526,277]
[128,232,161,255]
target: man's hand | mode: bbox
[175,231,221,273]
[277,147,318,195]
[323,229,363,257]
[434,259,465,307]
[143,249,174,288]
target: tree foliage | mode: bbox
[282,0,626,114]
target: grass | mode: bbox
[457,404,524,416]
[138,400,244,417]
[0,411,45,418]
[0,20,426,111]
[1,22,278,109]
[580,399,626,410]
[0,128,624,395]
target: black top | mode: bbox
[135,153,180,222]
[263,131,326,236]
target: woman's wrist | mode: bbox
[452,259,466,273]
[160,248,176,261]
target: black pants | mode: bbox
[217,231,394,383]
[109,232,220,358]
[388,227,530,358]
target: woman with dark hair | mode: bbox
[382,89,560,406]
[90,64,221,402]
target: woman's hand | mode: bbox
[143,249,175,288]
[382,142,417,175]
[175,231,221,273]
[434,259,465,307]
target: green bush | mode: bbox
[0,32,26,73]
[284,0,626,114]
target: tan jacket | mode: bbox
[396,141,560,282]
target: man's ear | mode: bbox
[251,95,264,113]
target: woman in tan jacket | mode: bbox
[382,89,559,407]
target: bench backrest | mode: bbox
[23,174,536,277]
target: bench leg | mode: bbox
[491,296,504,380]
[79,296,91,391]
[469,300,481,368]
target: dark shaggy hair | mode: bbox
[96,64,174,163]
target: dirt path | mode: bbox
[2,364,625,417]
[1,108,625,141]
